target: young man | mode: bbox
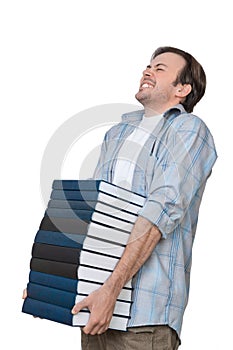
[71,47,217,349]
[24,47,217,349]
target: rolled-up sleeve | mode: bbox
[138,115,218,238]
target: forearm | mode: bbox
[104,216,161,298]
[71,216,161,335]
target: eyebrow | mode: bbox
[147,63,168,69]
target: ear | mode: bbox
[175,83,192,98]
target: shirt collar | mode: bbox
[121,104,186,122]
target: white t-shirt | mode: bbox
[112,114,163,190]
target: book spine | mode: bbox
[52,180,101,191]
[27,282,76,309]
[30,258,78,280]
[29,271,78,293]
[35,230,85,249]
[32,243,81,264]
[22,298,73,326]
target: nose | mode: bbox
[143,65,152,77]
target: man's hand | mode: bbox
[22,288,27,299]
[22,288,41,319]
[71,284,117,335]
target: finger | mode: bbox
[22,288,27,299]
[83,322,108,335]
[82,315,109,335]
[71,299,88,315]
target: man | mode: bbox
[71,47,217,349]
[23,47,217,349]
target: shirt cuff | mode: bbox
[138,200,177,239]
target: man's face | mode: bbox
[135,52,187,113]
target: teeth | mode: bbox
[142,83,153,88]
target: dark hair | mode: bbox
[151,46,206,113]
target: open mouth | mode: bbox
[140,81,155,90]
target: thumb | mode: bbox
[22,288,27,299]
[71,297,88,315]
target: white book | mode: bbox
[80,250,119,271]
[78,265,132,289]
[77,280,132,301]
[72,311,129,331]
[95,202,137,223]
[87,222,130,245]
[91,212,133,232]
[83,236,125,258]
[75,295,131,317]
[72,310,89,326]
[108,315,129,331]
[99,181,145,207]
[97,192,142,215]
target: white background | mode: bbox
[1,1,232,349]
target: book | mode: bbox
[48,193,141,215]
[91,211,133,232]
[30,258,78,279]
[53,179,102,191]
[77,280,132,302]
[51,179,145,206]
[80,250,120,271]
[77,265,132,289]
[82,236,125,258]
[39,216,89,234]
[34,230,85,249]
[27,282,77,309]
[22,298,73,325]
[87,222,130,246]
[48,199,97,211]
[22,179,146,331]
[46,204,137,223]
[32,243,81,264]
[27,282,132,314]
[52,180,145,207]
[45,208,94,221]
[22,298,130,331]
[75,294,132,317]
[29,271,78,293]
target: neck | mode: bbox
[143,101,180,117]
[144,107,162,117]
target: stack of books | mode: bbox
[22,180,145,331]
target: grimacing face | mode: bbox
[135,52,189,114]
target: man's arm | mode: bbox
[71,216,161,335]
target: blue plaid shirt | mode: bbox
[93,104,217,337]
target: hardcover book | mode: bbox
[22,180,145,331]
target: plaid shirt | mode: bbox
[93,104,217,337]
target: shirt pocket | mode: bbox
[145,142,160,192]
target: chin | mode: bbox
[135,91,148,104]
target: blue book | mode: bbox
[34,230,85,249]
[45,208,94,221]
[29,271,78,293]
[52,179,102,191]
[27,283,77,309]
[22,298,73,325]
[48,199,97,211]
